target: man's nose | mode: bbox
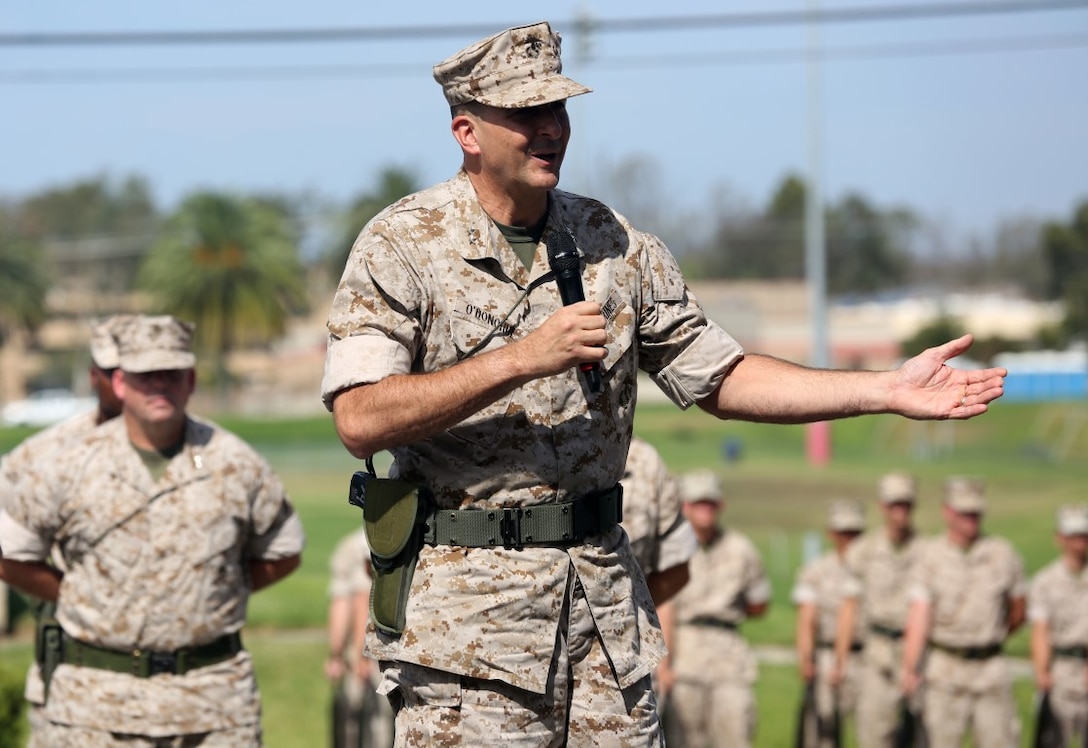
[537,109,564,137]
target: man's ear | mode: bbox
[111,369,126,402]
[451,112,480,155]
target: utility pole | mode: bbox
[805,0,832,466]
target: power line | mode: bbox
[2,1,1087,48]
[1,32,1084,85]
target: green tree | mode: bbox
[139,192,309,394]
[16,173,156,239]
[0,233,51,402]
[826,194,913,296]
[1041,200,1088,343]
[900,315,965,359]
[14,173,159,296]
[700,174,806,280]
[329,167,419,277]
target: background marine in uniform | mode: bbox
[618,436,697,607]
[1028,504,1088,747]
[326,526,395,748]
[901,477,1026,748]
[835,472,924,748]
[661,469,770,748]
[0,315,128,747]
[792,499,866,748]
[0,314,305,747]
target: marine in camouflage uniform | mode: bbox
[0,315,305,747]
[661,470,770,748]
[836,472,924,748]
[0,315,128,747]
[792,500,866,748]
[618,436,697,607]
[326,527,395,748]
[901,477,1026,748]
[321,19,1005,747]
[1028,504,1088,747]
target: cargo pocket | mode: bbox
[395,662,463,710]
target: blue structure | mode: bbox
[993,350,1088,402]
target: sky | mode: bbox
[3,1,1087,245]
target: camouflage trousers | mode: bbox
[668,679,755,748]
[1047,686,1088,747]
[380,576,662,747]
[333,667,395,748]
[33,722,262,747]
[921,650,1019,748]
[855,634,921,748]
[26,704,47,748]
[811,648,859,748]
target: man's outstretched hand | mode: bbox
[890,334,1006,420]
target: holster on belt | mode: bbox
[348,460,429,637]
[33,599,62,703]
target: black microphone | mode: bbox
[547,229,602,393]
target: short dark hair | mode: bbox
[451,101,486,119]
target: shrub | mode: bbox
[0,658,26,748]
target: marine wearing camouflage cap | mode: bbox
[114,315,196,373]
[827,499,866,532]
[944,476,986,513]
[433,21,591,109]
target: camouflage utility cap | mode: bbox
[433,21,591,108]
[89,314,133,370]
[679,469,723,504]
[115,315,196,373]
[1057,504,1088,535]
[827,499,865,532]
[944,476,986,513]
[878,471,917,504]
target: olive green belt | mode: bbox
[930,641,1002,660]
[60,631,243,677]
[422,485,623,549]
[1053,645,1088,660]
[688,617,738,630]
[869,622,905,640]
[817,640,865,653]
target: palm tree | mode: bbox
[0,237,50,404]
[138,192,309,401]
[329,166,419,278]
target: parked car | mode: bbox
[1,389,97,428]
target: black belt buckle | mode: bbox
[500,507,522,550]
[148,651,178,676]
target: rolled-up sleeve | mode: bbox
[245,457,306,560]
[322,226,425,410]
[653,323,742,409]
[0,509,49,561]
[247,508,305,561]
[635,234,743,409]
[322,335,412,409]
[654,519,697,574]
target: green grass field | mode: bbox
[2,398,1086,745]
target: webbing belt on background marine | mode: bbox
[869,622,905,640]
[1053,645,1088,659]
[817,640,865,653]
[688,617,738,630]
[930,640,1002,660]
[422,485,623,549]
[60,631,243,677]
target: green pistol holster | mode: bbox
[348,459,429,637]
[33,598,62,703]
